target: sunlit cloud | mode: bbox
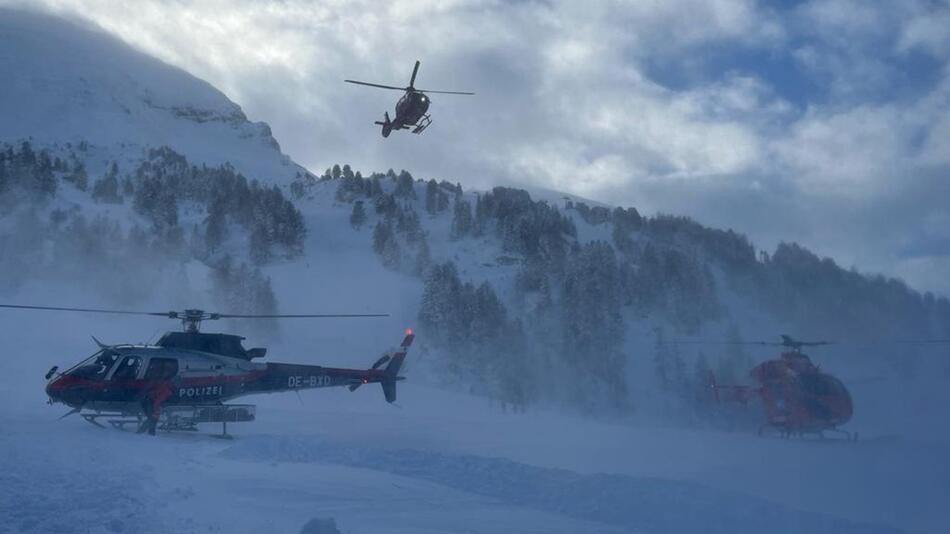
[3,0,949,296]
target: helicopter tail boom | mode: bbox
[345,330,414,402]
[707,371,754,404]
[380,331,413,402]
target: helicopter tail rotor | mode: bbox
[381,330,415,403]
[374,112,393,137]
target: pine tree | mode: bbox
[425,179,439,214]
[252,269,278,313]
[92,163,121,203]
[350,200,367,229]
[560,241,627,411]
[367,177,383,198]
[205,200,228,255]
[394,170,416,198]
[653,327,670,391]
[122,176,134,197]
[414,234,432,276]
[473,194,488,236]
[450,198,473,239]
[249,225,271,265]
[372,221,401,269]
[335,171,364,202]
[437,189,449,212]
[33,151,57,197]
[375,194,397,219]
[66,161,88,192]
[394,206,422,244]
[418,261,462,341]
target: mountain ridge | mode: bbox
[0,7,303,184]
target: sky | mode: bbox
[8,0,950,296]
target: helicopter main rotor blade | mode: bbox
[409,60,420,89]
[659,340,773,345]
[865,339,950,345]
[0,303,171,317]
[0,304,388,321]
[416,89,475,95]
[214,313,389,319]
[344,80,407,91]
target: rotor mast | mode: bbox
[167,309,220,333]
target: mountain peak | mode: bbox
[0,7,300,182]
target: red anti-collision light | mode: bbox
[405,327,412,336]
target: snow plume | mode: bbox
[305,168,950,426]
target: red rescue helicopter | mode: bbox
[345,60,474,137]
[2,303,413,437]
[709,335,857,441]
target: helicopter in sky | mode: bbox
[707,335,857,440]
[2,303,413,437]
[345,60,474,137]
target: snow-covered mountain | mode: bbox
[0,7,302,183]
[2,7,949,534]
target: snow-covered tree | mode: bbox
[350,200,367,229]
[372,221,401,269]
[450,198,473,239]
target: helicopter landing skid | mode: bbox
[759,424,858,442]
[412,115,432,134]
[78,404,256,437]
[80,412,119,428]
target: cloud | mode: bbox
[5,0,950,296]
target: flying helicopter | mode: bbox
[2,303,413,437]
[707,335,857,441]
[345,60,474,137]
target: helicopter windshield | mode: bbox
[66,350,119,380]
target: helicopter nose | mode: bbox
[45,376,67,403]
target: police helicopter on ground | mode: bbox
[2,303,414,437]
[345,60,474,137]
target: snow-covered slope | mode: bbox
[0,8,301,183]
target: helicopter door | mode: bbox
[144,357,179,380]
[104,355,143,402]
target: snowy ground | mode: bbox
[1,380,947,534]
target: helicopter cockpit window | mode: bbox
[67,350,119,380]
[111,356,142,381]
[799,373,832,396]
